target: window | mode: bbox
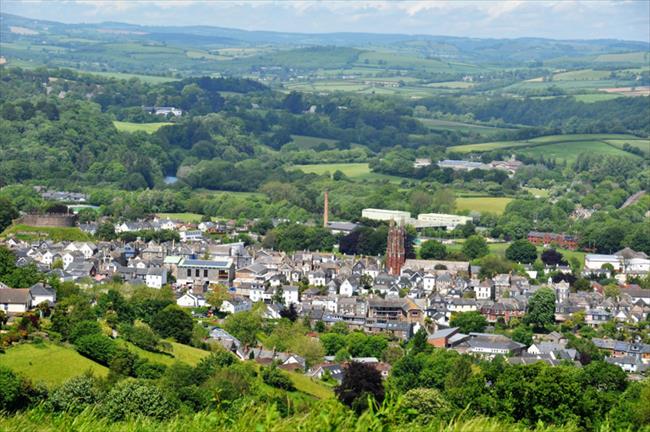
[187,269,191,277]
[195,269,200,277]
[204,269,208,277]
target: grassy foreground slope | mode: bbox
[0,405,586,432]
[1,224,92,242]
[0,343,108,387]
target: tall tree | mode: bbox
[524,287,556,331]
[335,362,385,414]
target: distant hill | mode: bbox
[2,12,648,64]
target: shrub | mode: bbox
[0,366,46,412]
[69,320,102,343]
[261,365,295,391]
[396,388,451,423]
[151,305,193,344]
[75,334,117,365]
[335,362,384,414]
[47,375,99,413]
[120,322,161,352]
[101,379,177,421]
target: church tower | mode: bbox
[386,220,406,275]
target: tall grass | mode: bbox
[2,400,628,432]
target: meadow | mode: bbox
[113,121,173,133]
[455,197,512,215]
[0,342,108,387]
[292,163,407,183]
[1,224,92,242]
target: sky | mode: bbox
[3,0,650,41]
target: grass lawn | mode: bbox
[0,343,108,387]
[156,212,205,222]
[286,371,334,399]
[113,121,172,133]
[293,163,371,177]
[456,197,512,214]
[1,224,92,242]
[116,340,211,366]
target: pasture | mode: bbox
[456,197,512,215]
[449,134,646,162]
[0,343,108,387]
[573,93,621,103]
[113,121,172,133]
[293,163,371,177]
[116,340,210,366]
[518,140,639,163]
[287,371,334,399]
[1,224,92,242]
[605,139,650,154]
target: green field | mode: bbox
[523,188,550,198]
[449,134,645,162]
[286,371,334,399]
[518,140,639,163]
[456,197,513,215]
[292,163,407,183]
[117,340,210,366]
[156,212,205,222]
[113,121,173,133]
[605,139,650,154]
[0,343,108,387]
[293,163,371,177]
[79,70,179,84]
[1,224,92,242]
[553,69,612,81]
[573,93,622,103]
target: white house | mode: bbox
[220,297,252,314]
[339,278,357,297]
[474,280,493,300]
[176,292,205,308]
[308,271,327,287]
[29,283,56,306]
[0,288,32,314]
[584,254,621,272]
[145,268,167,289]
[65,242,97,259]
[283,286,300,307]
[422,273,436,292]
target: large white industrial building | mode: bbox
[361,208,473,230]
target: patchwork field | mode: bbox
[518,140,639,163]
[456,197,512,215]
[113,121,173,133]
[604,139,650,154]
[0,343,108,387]
[449,134,646,162]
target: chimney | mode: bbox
[323,191,329,228]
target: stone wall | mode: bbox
[21,213,77,228]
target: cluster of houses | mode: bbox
[2,222,649,375]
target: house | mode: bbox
[176,258,235,287]
[0,288,32,314]
[527,232,578,250]
[585,254,621,272]
[307,363,345,383]
[29,283,56,306]
[427,327,467,348]
[176,292,206,308]
[180,230,203,242]
[454,333,526,358]
[339,278,359,297]
[220,297,252,314]
[145,267,167,289]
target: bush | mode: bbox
[75,334,117,365]
[396,387,451,423]
[261,365,295,391]
[120,322,160,352]
[151,305,193,344]
[101,379,177,421]
[134,359,167,379]
[69,320,103,343]
[0,366,46,412]
[47,375,99,413]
